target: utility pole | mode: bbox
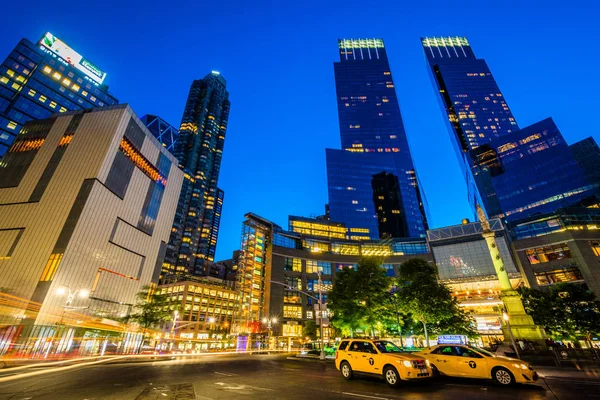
[318,271,325,360]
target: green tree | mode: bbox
[396,258,477,344]
[329,257,391,337]
[302,320,318,340]
[518,283,600,340]
[125,285,174,350]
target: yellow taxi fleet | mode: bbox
[416,344,539,385]
[335,339,432,387]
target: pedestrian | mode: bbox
[518,339,526,351]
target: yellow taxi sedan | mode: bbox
[416,344,538,385]
[335,339,432,387]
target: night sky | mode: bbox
[2,0,599,261]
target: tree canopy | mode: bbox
[329,257,391,337]
[395,258,477,343]
[518,283,600,339]
[125,285,174,333]
[328,257,476,342]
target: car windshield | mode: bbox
[374,340,403,353]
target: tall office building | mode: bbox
[326,39,428,240]
[0,32,118,157]
[423,36,597,221]
[162,72,229,278]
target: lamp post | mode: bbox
[262,317,277,350]
[56,286,89,324]
[503,311,520,359]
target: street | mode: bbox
[0,354,599,400]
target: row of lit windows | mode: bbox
[119,137,167,186]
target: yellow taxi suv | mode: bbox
[335,339,432,387]
[416,345,539,385]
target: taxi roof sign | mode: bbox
[437,335,467,345]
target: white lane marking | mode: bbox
[214,371,237,376]
[341,393,391,400]
[214,382,273,391]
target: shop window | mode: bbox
[534,266,583,286]
[525,243,571,264]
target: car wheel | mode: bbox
[384,365,401,387]
[492,367,514,385]
[340,361,353,380]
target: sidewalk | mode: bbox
[537,366,600,381]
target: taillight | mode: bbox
[335,351,338,359]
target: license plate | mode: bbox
[420,369,428,374]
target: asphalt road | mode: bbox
[0,354,599,400]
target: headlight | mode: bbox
[513,363,527,369]
[403,360,412,368]
[520,364,528,370]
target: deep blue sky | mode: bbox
[2,0,599,260]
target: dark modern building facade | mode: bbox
[372,171,409,238]
[326,38,428,241]
[422,36,597,221]
[0,32,118,157]
[141,114,178,154]
[162,71,229,278]
[570,137,600,191]
[509,207,600,296]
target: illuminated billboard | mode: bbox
[39,32,106,84]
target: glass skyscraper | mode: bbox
[0,32,118,157]
[423,36,597,221]
[326,38,428,240]
[162,71,229,278]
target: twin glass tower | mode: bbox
[326,39,428,240]
[326,37,597,241]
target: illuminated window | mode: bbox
[7,121,17,130]
[40,253,63,281]
[39,95,47,103]
[72,84,80,92]
[11,82,20,90]
[526,243,571,264]
[28,89,36,96]
[9,137,45,152]
[63,78,71,86]
[284,257,302,272]
[283,306,302,319]
[52,72,61,80]
[59,107,67,113]
[352,200,358,204]
[43,66,51,74]
[49,101,57,109]
[0,76,8,84]
[119,137,167,186]
[82,90,88,96]
[534,266,583,286]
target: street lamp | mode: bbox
[502,311,520,359]
[56,286,89,308]
[262,317,278,350]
